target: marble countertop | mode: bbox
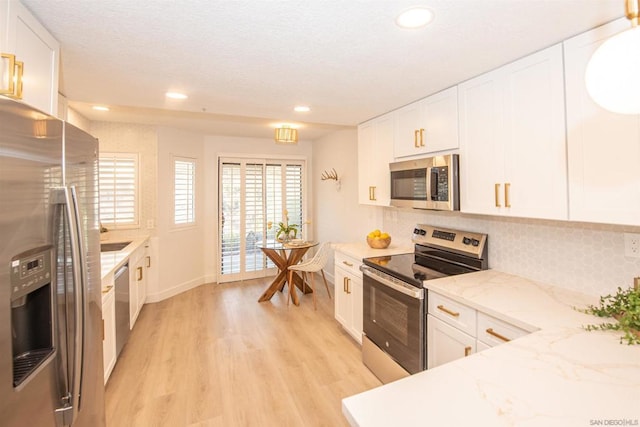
[343,270,640,426]
[333,241,413,260]
[100,236,149,283]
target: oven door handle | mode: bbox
[361,266,424,300]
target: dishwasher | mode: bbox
[114,263,130,358]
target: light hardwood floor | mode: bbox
[105,276,381,426]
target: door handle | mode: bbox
[419,128,425,147]
[414,129,419,148]
[137,266,143,281]
[0,53,16,96]
[494,183,501,207]
[146,255,151,268]
[369,186,376,201]
[504,183,511,208]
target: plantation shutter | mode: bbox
[174,158,196,225]
[99,153,138,227]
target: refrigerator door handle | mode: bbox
[54,186,86,427]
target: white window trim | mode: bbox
[99,152,140,230]
[173,155,197,229]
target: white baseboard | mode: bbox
[146,276,205,303]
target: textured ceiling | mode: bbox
[22,0,624,140]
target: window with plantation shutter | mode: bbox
[174,157,196,226]
[99,153,139,228]
[219,158,306,282]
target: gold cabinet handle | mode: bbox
[414,129,419,148]
[1,53,16,96]
[486,328,510,343]
[13,60,23,100]
[464,346,472,357]
[137,266,143,281]
[369,186,376,201]
[146,255,151,268]
[102,319,105,341]
[343,277,347,293]
[419,128,425,147]
[346,277,351,294]
[504,183,511,208]
[342,260,353,267]
[437,304,460,317]
[494,183,501,207]
[101,285,114,294]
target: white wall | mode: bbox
[203,135,313,283]
[311,129,381,281]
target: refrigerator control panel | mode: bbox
[10,246,52,300]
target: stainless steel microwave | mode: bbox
[389,154,459,210]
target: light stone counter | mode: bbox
[333,241,413,260]
[100,236,149,285]
[343,270,640,426]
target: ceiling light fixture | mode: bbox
[585,0,640,114]
[294,105,311,112]
[92,105,109,111]
[166,92,188,100]
[395,7,434,29]
[274,125,298,145]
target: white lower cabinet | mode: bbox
[334,251,364,344]
[427,291,529,369]
[129,240,149,329]
[427,315,476,368]
[102,284,116,384]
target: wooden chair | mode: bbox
[287,242,332,309]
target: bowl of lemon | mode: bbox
[366,229,391,249]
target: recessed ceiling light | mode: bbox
[92,105,109,111]
[396,7,434,29]
[294,105,311,113]
[166,92,188,100]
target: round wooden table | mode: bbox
[257,241,318,306]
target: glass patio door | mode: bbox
[218,158,304,283]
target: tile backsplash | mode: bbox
[383,208,640,297]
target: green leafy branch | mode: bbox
[578,286,640,345]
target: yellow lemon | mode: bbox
[373,229,381,237]
[380,232,390,239]
[367,232,376,239]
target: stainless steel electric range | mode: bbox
[359,224,488,384]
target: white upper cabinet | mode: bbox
[0,0,59,116]
[394,86,459,158]
[459,44,567,220]
[564,19,640,226]
[358,113,394,206]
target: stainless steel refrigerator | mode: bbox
[0,98,106,426]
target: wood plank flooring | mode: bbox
[105,276,381,426]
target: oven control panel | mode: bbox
[412,225,487,259]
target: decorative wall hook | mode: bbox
[321,168,341,191]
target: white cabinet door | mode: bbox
[394,87,459,158]
[564,19,640,226]
[102,286,116,384]
[394,102,422,158]
[1,0,59,115]
[421,86,459,154]
[459,44,567,220]
[358,114,394,206]
[347,274,363,344]
[334,267,352,331]
[459,68,505,215]
[427,314,476,369]
[502,44,567,220]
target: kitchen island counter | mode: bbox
[343,270,640,426]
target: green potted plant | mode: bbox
[267,209,298,242]
[580,282,640,345]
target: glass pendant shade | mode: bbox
[585,0,640,114]
[274,126,298,144]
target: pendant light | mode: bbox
[585,0,640,114]
[274,125,298,145]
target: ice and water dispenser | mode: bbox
[10,246,55,387]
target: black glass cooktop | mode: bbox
[363,252,475,287]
